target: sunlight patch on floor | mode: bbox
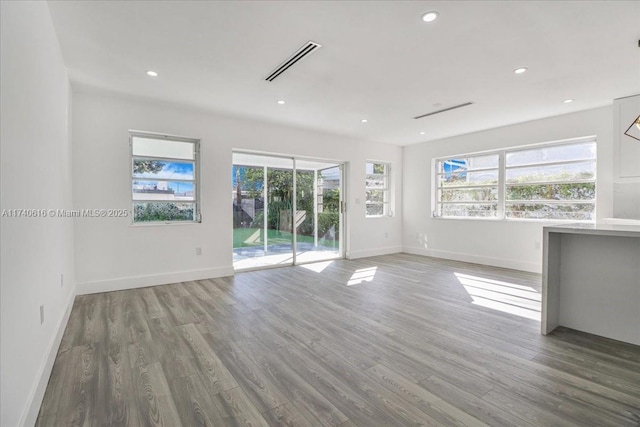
[454,272,541,321]
[347,266,377,286]
[300,260,334,273]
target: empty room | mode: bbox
[2,1,640,426]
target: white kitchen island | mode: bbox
[542,223,640,345]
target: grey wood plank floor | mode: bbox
[36,254,640,426]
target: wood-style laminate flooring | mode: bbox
[36,254,640,426]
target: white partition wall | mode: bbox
[613,95,640,219]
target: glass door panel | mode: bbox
[295,161,342,264]
[232,154,293,270]
[232,164,266,268]
[265,166,294,265]
[295,169,315,260]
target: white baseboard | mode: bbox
[77,266,235,295]
[402,246,541,273]
[21,285,76,427]
[348,246,403,260]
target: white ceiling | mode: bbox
[48,1,640,146]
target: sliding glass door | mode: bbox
[232,153,343,270]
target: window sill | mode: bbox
[432,216,594,224]
[432,216,500,222]
[130,221,201,227]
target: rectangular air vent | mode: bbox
[265,41,322,82]
[413,102,474,119]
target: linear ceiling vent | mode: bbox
[413,102,474,119]
[265,41,322,82]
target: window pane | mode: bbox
[319,167,341,191]
[133,202,195,222]
[366,162,389,217]
[133,160,194,180]
[506,162,595,183]
[365,175,387,189]
[132,136,194,160]
[506,183,595,201]
[506,142,596,167]
[440,203,497,218]
[366,204,384,216]
[505,203,594,220]
[133,180,195,201]
[366,162,386,174]
[439,154,499,174]
[366,189,385,203]
[437,154,499,218]
[131,133,199,224]
[440,170,499,186]
[439,187,498,202]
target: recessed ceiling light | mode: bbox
[277,100,285,105]
[563,99,574,104]
[514,67,528,74]
[361,119,368,123]
[146,70,158,77]
[422,11,439,22]
[420,131,426,135]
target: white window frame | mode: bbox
[433,137,597,222]
[130,131,201,224]
[365,161,391,218]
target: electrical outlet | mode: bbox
[384,232,389,238]
[60,273,64,288]
[535,241,541,250]
[195,247,202,256]
[40,305,44,324]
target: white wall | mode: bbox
[72,89,403,293]
[613,94,640,219]
[402,107,614,273]
[0,3,76,426]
